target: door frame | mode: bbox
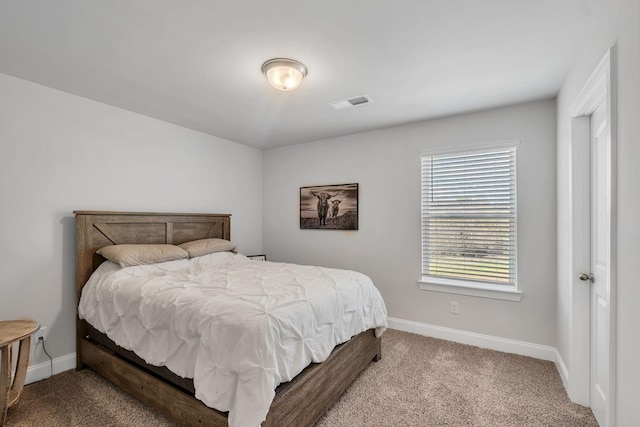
[567,47,617,426]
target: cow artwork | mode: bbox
[330,199,342,219]
[300,183,358,230]
[310,190,339,226]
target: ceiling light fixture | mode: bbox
[261,58,307,91]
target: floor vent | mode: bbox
[327,94,373,111]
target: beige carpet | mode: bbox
[5,329,597,426]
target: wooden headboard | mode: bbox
[74,211,231,300]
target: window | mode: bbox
[420,143,520,300]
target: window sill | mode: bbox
[418,277,523,301]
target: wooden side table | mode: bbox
[0,320,39,426]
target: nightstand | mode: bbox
[0,320,39,426]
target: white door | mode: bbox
[586,101,610,425]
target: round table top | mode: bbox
[0,320,40,347]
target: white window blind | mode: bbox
[421,146,517,287]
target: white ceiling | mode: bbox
[0,1,599,149]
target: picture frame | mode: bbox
[300,183,358,230]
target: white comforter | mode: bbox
[78,252,387,427]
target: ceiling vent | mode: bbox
[326,94,374,111]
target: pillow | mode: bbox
[178,238,236,258]
[97,244,188,267]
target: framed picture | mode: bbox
[247,254,267,261]
[300,183,358,230]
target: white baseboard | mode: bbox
[387,317,558,361]
[25,353,76,385]
[22,322,573,396]
[554,348,570,389]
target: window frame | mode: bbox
[418,140,522,301]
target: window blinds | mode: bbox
[421,147,517,286]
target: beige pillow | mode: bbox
[178,238,236,258]
[97,244,188,267]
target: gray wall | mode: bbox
[556,0,640,423]
[0,72,263,365]
[263,99,557,346]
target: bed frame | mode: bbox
[75,211,381,427]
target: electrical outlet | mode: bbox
[450,301,459,314]
[33,326,47,344]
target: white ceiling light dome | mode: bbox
[261,58,307,91]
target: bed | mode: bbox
[75,211,386,427]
